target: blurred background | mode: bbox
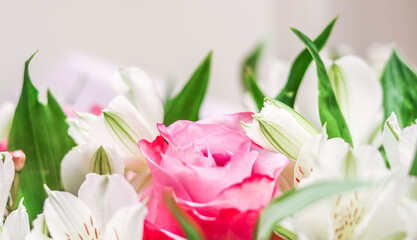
[0,0,416,115]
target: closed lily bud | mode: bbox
[242,97,319,160]
[91,146,112,175]
[10,150,26,172]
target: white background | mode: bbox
[0,0,416,109]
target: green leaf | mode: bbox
[7,52,76,221]
[381,50,417,128]
[276,17,338,107]
[244,67,266,111]
[164,52,211,125]
[290,28,353,146]
[241,43,265,91]
[165,193,206,240]
[254,181,365,240]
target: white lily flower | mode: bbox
[66,96,156,193]
[68,96,157,166]
[295,55,383,147]
[382,113,417,173]
[61,144,124,194]
[290,131,409,239]
[44,173,147,240]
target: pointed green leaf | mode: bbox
[241,43,265,91]
[291,28,353,146]
[164,52,211,125]
[244,67,266,111]
[165,193,206,240]
[381,50,417,128]
[254,181,365,240]
[7,52,76,221]
[276,17,338,107]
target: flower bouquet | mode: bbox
[1,16,417,240]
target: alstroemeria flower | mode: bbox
[43,173,147,240]
[66,95,159,193]
[296,56,383,147]
[287,132,408,239]
[64,67,164,193]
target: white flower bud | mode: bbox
[243,97,319,159]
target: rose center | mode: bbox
[201,149,233,167]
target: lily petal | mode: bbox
[3,201,30,240]
[78,174,139,230]
[111,67,164,131]
[103,202,147,240]
[43,187,101,240]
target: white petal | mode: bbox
[67,112,101,145]
[294,61,322,129]
[0,152,15,223]
[44,187,101,240]
[24,232,52,240]
[353,145,389,181]
[61,144,124,194]
[398,124,417,172]
[381,113,401,170]
[103,96,157,141]
[78,174,139,231]
[399,196,417,240]
[353,177,409,239]
[111,67,164,129]
[3,201,30,240]
[292,200,334,240]
[331,56,383,146]
[31,213,48,235]
[103,202,147,240]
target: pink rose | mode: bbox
[139,113,288,240]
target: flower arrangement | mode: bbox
[1,16,417,240]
